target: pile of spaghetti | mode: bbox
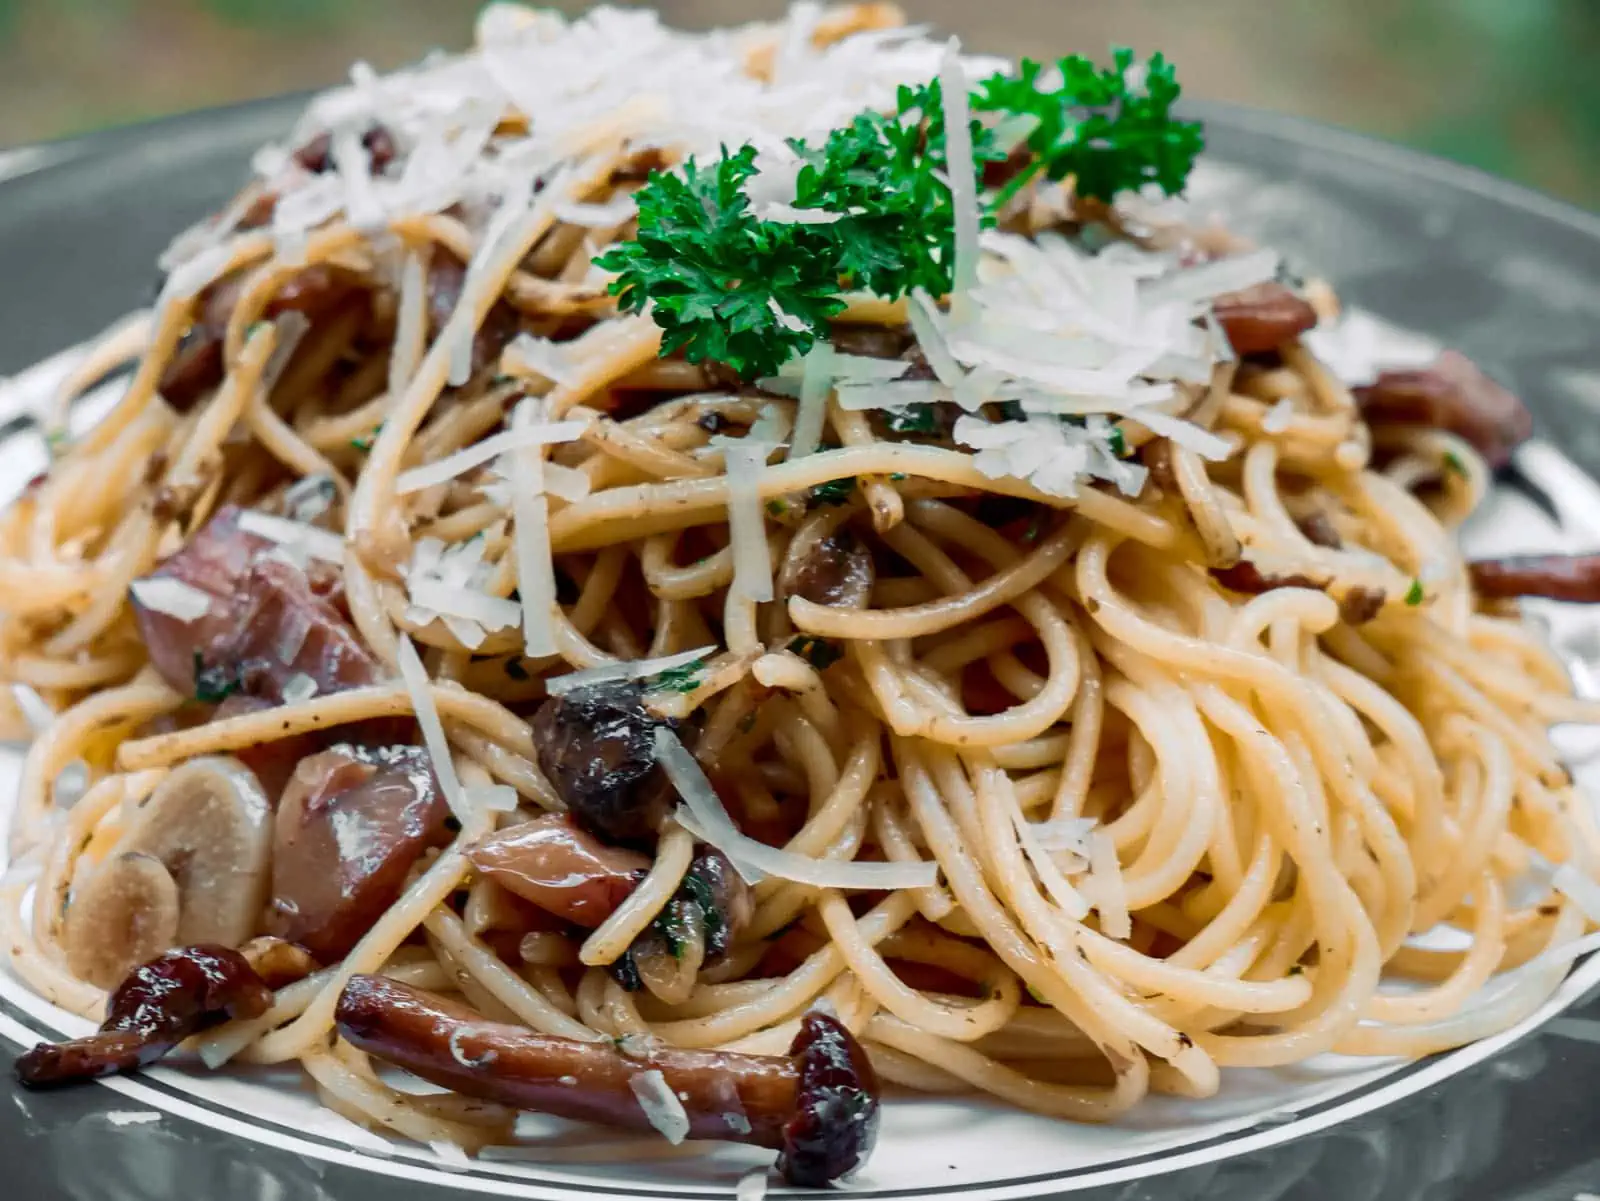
[5,2,1600,1187]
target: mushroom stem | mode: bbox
[15,945,273,1088]
[335,975,879,1186]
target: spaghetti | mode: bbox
[3,1,1599,1188]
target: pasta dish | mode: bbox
[5,3,1600,1188]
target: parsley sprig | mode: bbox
[600,51,1202,379]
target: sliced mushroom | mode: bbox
[63,852,181,991]
[1213,282,1320,357]
[779,523,874,609]
[63,757,272,987]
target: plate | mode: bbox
[2,97,1600,1201]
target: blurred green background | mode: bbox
[0,0,1595,209]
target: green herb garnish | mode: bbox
[649,656,708,694]
[889,472,908,481]
[350,422,384,452]
[1021,509,1048,544]
[1405,578,1425,606]
[974,51,1202,211]
[602,52,1201,380]
[885,404,941,435]
[1107,425,1128,458]
[787,635,844,670]
[1442,450,1467,478]
[809,477,856,506]
[192,652,241,704]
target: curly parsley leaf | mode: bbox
[598,146,845,379]
[973,50,1204,208]
[193,652,241,704]
[647,656,708,694]
[809,477,857,506]
[787,635,844,670]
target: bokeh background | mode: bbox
[0,0,1596,209]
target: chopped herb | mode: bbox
[503,659,530,682]
[809,477,856,506]
[765,498,788,517]
[1107,425,1128,458]
[350,422,384,452]
[192,652,241,704]
[649,656,708,694]
[1442,449,1467,478]
[605,53,1200,379]
[889,472,908,481]
[43,429,70,458]
[679,870,724,947]
[787,635,844,670]
[1021,509,1048,544]
[974,50,1204,210]
[885,404,941,435]
[1405,578,1425,606]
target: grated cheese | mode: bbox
[657,728,940,890]
[939,38,980,303]
[788,342,834,460]
[237,510,345,564]
[394,416,588,495]
[407,580,522,631]
[129,576,214,622]
[396,635,473,827]
[281,673,319,705]
[546,646,715,696]
[629,1069,691,1144]
[509,399,559,657]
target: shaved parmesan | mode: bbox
[394,418,588,494]
[720,443,773,603]
[833,379,952,411]
[1141,249,1278,310]
[510,400,559,657]
[237,510,345,564]
[503,332,578,387]
[789,343,833,460]
[281,673,319,705]
[656,729,939,890]
[130,576,214,622]
[546,646,714,697]
[1554,863,1600,925]
[10,683,54,735]
[1087,830,1131,940]
[939,39,979,301]
[629,1069,690,1145]
[396,636,472,828]
[407,580,521,631]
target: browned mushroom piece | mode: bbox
[467,814,651,928]
[1296,510,1344,550]
[14,946,273,1088]
[335,975,879,1187]
[609,846,754,1001]
[158,266,363,412]
[1354,351,1532,469]
[1212,282,1320,357]
[267,744,452,963]
[293,125,399,176]
[131,505,380,705]
[529,683,677,846]
[780,526,874,608]
[1210,561,1330,596]
[1338,586,1388,626]
[1468,554,1600,603]
[427,251,522,378]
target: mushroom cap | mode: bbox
[63,851,181,991]
[64,756,272,989]
[778,1009,881,1187]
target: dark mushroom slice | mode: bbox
[1212,282,1319,357]
[467,814,650,928]
[1355,351,1533,469]
[159,266,363,412]
[267,744,452,963]
[293,125,399,176]
[427,251,522,379]
[529,682,676,846]
[14,945,272,1088]
[1469,554,1600,603]
[1210,561,1331,596]
[131,504,380,704]
[609,847,755,1000]
[1338,586,1388,626]
[335,975,879,1187]
[780,526,874,608]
